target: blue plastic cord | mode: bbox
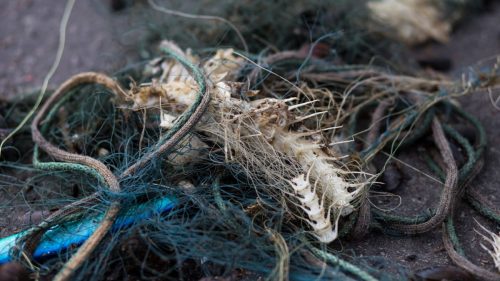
[0,196,175,264]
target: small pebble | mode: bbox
[405,254,417,262]
[177,180,195,193]
[98,147,110,157]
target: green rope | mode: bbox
[372,98,498,232]
[151,46,207,153]
[423,105,498,224]
[33,87,107,186]
[466,195,500,223]
[423,153,445,180]
[423,127,499,224]
[374,125,474,228]
[371,104,483,228]
[308,246,378,281]
[33,149,106,185]
[450,103,486,157]
[442,125,476,183]
[372,209,434,225]
[445,216,465,256]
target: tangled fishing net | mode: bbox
[0,0,500,280]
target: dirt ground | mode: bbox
[0,0,499,279]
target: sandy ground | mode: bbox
[0,0,135,100]
[0,0,499,278]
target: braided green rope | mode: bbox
[374,125,475,229]
[442,125,477,182]
[422,129,499,224]
[372,99,489,228]
[466,195,500,223]
[450,103,487,157]
[33,87,107,185]
[421,106,498,224]
[156,46,206,149]
[423,153,445,180]
[33,149,106,185]
[308,246,377,281]
[372,209,434,225]
[445,216,465,256]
